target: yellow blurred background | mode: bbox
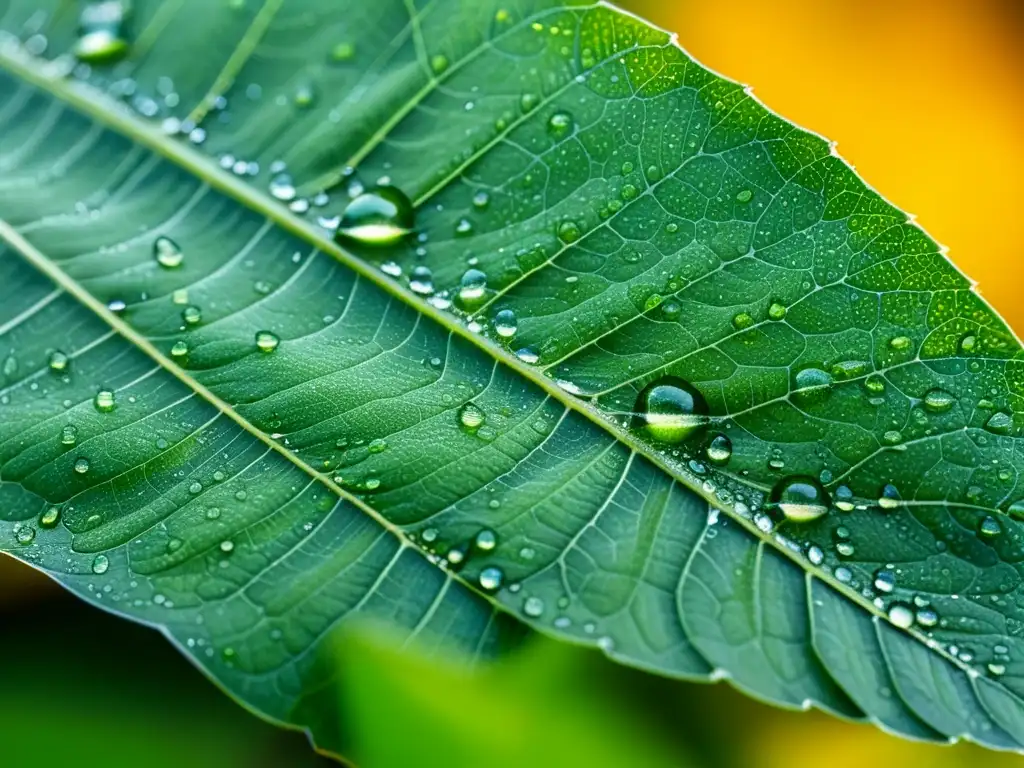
[1,1,1022,766]
[629,0,1024,335]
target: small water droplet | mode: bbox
[409,266,434,295]
[635,378,709,444]
[547,111,573,138]
[430,53,449,74]
[705,434,732,465]
[873,569,896,593]
[472,190,490,209]
[219,540,235,554]
[735,188,753,203]
[960,334,977,353]
[878,483,901,510]
[889,336,912,351]
[48,350,69,373]
[74,457,91,474]
[523,595,545,617]
[474,529,497,551]
[556,220,581,243]
[767,302,787,321]
[255,330,280,353]
[40,506,61,528]
[731,312,753,330]
[978,515,1002,538]
[170,340,189,359]
[915,608,938,627]
[92,554,110,575]
[516,348,540,364]
[182,306,202,326]
[60,424,78,446]
[770,476,829,523]
[153,236,184,269]
[335,186,415,246]
[15,525,36,545]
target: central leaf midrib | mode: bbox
[0,40,959,661]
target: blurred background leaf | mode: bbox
[2,0,1022,765]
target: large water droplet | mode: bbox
[479,566,503,591]
[635,378,709,444]
[255,330,280,353]
[887,603,914,629]
[74,2,130,63]
[153,236,184,269]
[93,389,116,413]
[458,268,488,304]
[793,367,833,404]
[458,402,486,432]
[770,476,830,523]
[474,529,497,551]
[923,388,955,413]
[335,186,414,246]
[985,411,1013,435]
[15,525,36,545]
[494,309,518,338]
[91,554,110,575]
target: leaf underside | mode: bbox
[2,0,1024,756]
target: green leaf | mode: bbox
[1,0,1023,758]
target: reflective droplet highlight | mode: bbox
[793,367,833,404]
[91,554,110,575]
[923,388,955,413]
[479,566,503,591]
[93,389,116,413]
[770,476,829,523]
[75,1,130,63]
[458,402,486,431]
[255,331,280,353]
[335,186,414,246]
[153,236,184,269]
[635,378,709,444]
[494,309,518,338]
[705,434,732,465]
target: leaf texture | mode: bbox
[1,0,1023,756]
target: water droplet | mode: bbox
[170,340,188,359]
[705,434,732,465]
[219,540,235,554]
[472,191,490,209]
[960,334,977,353]
[494,309,518,338]
[474,529,497,551]
[331,41,355,61]
[153,236,184,269]
[988,663,1006,676]
[523,595,545,617]
[923,388,955,413]
[916,608,938,627]
[293,82,315,108]
[40,506,61,528]
[520,93,539,112]
[430,53,449,74]
[48,350,69,373]
[979,515,1002,538]
[547,111,573,138]
[458,268,488,304]
[985,411,1013,435]
[255,330,280,353]
[74,2,130,63]
[458,402,486,432]
[364,478,381,491]
[93,389,116,413]
[793,367,833,404]
[735,189,753,203]
[15,526,36,545]
[767,302,787,320]
[335,186,415,246]
[74,457,90,474]
[479,566,503,591]
[92,554,110,575]
[770,476,829,523]
[864,375,886,395]
[807,545,824,566]
[516,348,540,364]
[635,378,709,444]
[269,173,297,202]
[60,424,78,446]
[887,603,914,629]
[889,336,912,351]
[873,569,896,593]
[731,312,753,330]
[556,220,581,243]
[878,483,901,510]
[182,306,202,326]
[409,266,434,295]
